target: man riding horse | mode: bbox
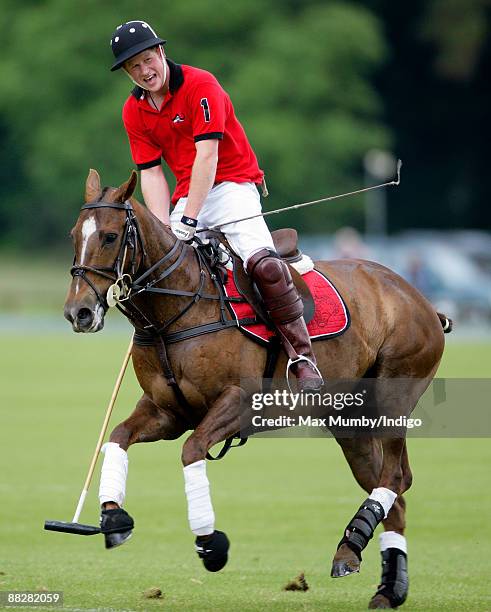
[109,20,323,392]
[74,22,446,607]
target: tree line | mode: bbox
[0,0,488,248]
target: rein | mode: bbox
[71,199,242,329]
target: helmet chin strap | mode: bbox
[123,45,167,92]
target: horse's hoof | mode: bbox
[331,543,360,577]
[104,529,133,549]
[330,559,360,577]
[195,530,229,572]
[368,593,393,609]
[100,508,134,550]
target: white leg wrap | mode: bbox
[369,487,397,518]
[98,442,128,507]
[183,460,215,536]
[380,530,407,554]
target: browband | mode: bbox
[81,200,133,210]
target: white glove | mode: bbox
[172,215,197,241]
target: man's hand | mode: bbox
[172,215,198,241]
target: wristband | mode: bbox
[181,215,198,228]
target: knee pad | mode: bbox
[247,250,303,323]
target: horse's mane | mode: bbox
[95,184,176,244]
[127,194,176,241]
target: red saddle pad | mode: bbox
[224,268,350,345]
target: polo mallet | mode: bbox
[197,159,402,232]
[44,334,134,536]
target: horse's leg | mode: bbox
[331,434,405,578]
[332,437,383,572]
[363,357,440,607]
[99,393,186,549]
[181,385,244,572]
[369,441,412,610]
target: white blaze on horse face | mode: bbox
[75,215,97,294]
[81,216,97,264]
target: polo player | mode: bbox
[109,20,323,392]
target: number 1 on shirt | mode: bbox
[200,98,211,122]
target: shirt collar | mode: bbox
[131,59,184,100]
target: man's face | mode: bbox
[124,48,166,92]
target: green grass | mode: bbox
[0,254,70,313]
[1,332,490,611]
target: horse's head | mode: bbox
[64,169,141,332]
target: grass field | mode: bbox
[1,329,490,611]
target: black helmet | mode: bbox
[110,21,166,71]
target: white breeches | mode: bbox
[171,181,275,266]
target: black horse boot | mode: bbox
[100,507,134,549]
[369,548,408,609]
[195,530,230,572]
[246,249,323,391]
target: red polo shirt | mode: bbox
[122,60,264,204]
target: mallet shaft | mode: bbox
[198,159,402,233]
[72,489,88,524]
[71,334,134,523]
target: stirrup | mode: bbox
[286,356,324,393]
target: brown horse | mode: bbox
[64,170,449,609]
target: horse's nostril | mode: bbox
[64,309,74,324]
[77,308,93,323]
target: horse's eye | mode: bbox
[104,233,118,244]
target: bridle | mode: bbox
[70,200,145,310]
[70,198,239,337]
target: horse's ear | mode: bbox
[85,169,101,202]
[114,170,138,203]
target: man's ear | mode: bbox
[85,169,101,202]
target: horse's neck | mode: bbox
[132,199,178,265]
[132,200,217,329]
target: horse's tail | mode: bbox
[437,312,453,333]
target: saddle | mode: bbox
[203,228,315,325]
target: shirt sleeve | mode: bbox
[122,101,162,170]
[188,81,227,142]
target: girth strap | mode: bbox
[155,336,194,421]
[155,336,178,386]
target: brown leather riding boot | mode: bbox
[246,249,323,391]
